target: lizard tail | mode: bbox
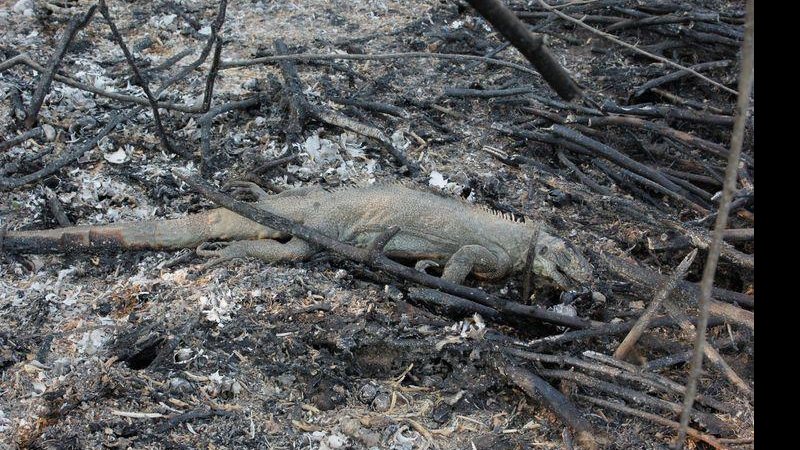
[1,208,280,255]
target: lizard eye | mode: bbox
[539,245,549,256]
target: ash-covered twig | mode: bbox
[676,2,755,439]
[328,97,410,119]
[538,368,728,433]
[599,100,736,128]
[570,114,732,162]
[576,395,729,450]
[608,12,729,33]
[525,315,724,349]
[556,151,611,195]
[634,60,732,98]
[408,287,502,322]
[155,408,235,433]
[98,0,181,157]
[506,348,732,414]
[536,0,736,95]
[201,36,224,114]
[592,158,709,214]
[614,249,697,361]
[221,51,541,77]
[643,336,743,372]
[44,187,72,227]
[659,298,753,398]
[597,252,753,328]
[551,125,692,200]
[525,169,753,272]
[447,86,735,126]
[0,109,138,191]
[0,128,43,152]
[501,361,601,450]
[254,152,301,174]
[24,5,97,129]
[722,228,753,242]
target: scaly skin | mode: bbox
[2,183,593,290]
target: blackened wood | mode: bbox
[465,0,582,100]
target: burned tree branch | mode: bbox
[501,361,601,450]
[464,0,582,100]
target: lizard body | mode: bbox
[2,183,592,289]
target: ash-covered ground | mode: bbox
[1,1,753,449]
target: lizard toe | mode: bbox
[196,241,226,256]
[196,241,249,270]
[223,180,269,201]
[414,259,440,273]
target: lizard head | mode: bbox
[531,231,593,291]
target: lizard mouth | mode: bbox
[537,265,573,292]
[552,265,590,292]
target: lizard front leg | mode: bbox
[442,245,511,284]
[197,237,314,269]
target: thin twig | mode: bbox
[520,224,541,304]
[24,5,98,129]
[576,395,729,450]
[675,1,754,446]
[634,60,732,98]
[550,125,695,201]
[614,249,697,360]
[524,315,724,349]
[408,288,503,322]
[0,128,43,152]
[557,151,611,195]
[536,0,737,95]
[201,36,224,114]
[44,187,72,227]
[658,297,753,397]
[221,52,541,77]
[539,369,728,432]
[98,0,180,157]
[506,348,732,414]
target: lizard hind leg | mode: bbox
[196,237,314,269]
[442,245,510,284]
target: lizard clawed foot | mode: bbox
[196,241,247,269]
[223,180,270,202]
[414,259,439,273]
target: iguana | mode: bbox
[1,182,593,290]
